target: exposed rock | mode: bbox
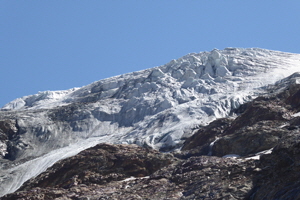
[224,98,289,136]
[249,131,300,200]
[2,144,258,200]
[18,143,175,190]
[212,120,288,157]
[152,156,258,200]
[179,118,233,158]
[211,81,299,157]
[0,120,18,158]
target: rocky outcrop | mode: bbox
[210,74,300,157]
[17,143,174,190]
[180,94,291,158]
[213,120,287,157]
[248,131,300,199]
[0,119,18,158]
[180,118,233,157]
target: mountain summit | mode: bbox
[0,48,300,196]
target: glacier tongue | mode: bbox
[1,48,300,196]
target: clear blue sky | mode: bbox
[1,1,300,107]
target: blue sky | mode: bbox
[1,1,300,107]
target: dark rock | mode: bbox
[0,120,18,140]
[211,86,294,157]
[2,146,259,200]
[0,120,18,159]
[224,98,288,136]
[249,132,300,200]
[284,81,300,109]
[179,118,233,158]
[17,143,175,191]
[212,120,287,157]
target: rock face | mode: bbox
[19,143,174,189]
[180,118,234,157]
[3,73,300,200]
[250,132,300,199]
[0,119,18,158]
[211,74,300,158]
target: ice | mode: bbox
[182,68,197,80]
[2,88,78,110]
[216,65,231,77]
[207,138,220,156]
[149,68,165,80]
[2,98,26,110]
[0,135,112,196]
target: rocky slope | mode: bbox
[3,73,300,199]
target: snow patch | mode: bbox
[223,154,241,158]
[292,112,300,117]
[245,148,274,160]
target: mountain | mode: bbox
[3,71,300,199]
[0,48,300,197]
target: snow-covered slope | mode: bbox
[2,48,300,149]
[1,48,300,196]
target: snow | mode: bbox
[207,137,220,156]
[223,148,274,160]
[1,48,300,196]
[0,135,112,196]
[292,112,300,117]
[120,176,149,182]
[1,88,79,110]
[223,154,241,158]
[245,148,274,160]
[2,48,300,151]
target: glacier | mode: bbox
[0,47,300,196]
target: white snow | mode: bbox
[245,148,274,160]
[292,112,300,117]
[207,137,220,156]
[222,154,241,158]
[223,148,274,160]
[1,48,300,196]
[120,176,149,182]
[0,135,112,196]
